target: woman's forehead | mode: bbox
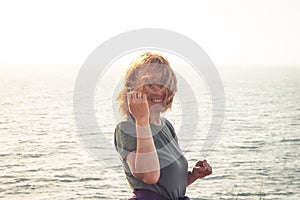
[141,74,161,80]
[140,74,166,85]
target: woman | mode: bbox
[114,52,212,200]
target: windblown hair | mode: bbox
[117,52,177,117]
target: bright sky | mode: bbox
[0,0,299,66]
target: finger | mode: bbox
[208,168,212,174]
[131,91,137,101]
[196,166,206,174]
[142,94,147,102]
[196,165,211,176]
[207,164,212,174]
[202,160,209,170]
[137,92,142,100]
[195,160,204,167]
[202,161,212,174]
[203,161,209,170]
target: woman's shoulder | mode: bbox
[115,118,136,134]
[161,117,174,129]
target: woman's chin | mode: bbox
[149,103,165,112]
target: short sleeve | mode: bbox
[114,122,137,161]
[163,118,178,143]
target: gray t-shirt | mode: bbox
[114,117,188,200]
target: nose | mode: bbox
[153,84,163,91]
[149,85,165,95]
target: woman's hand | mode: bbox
[127,91,149,126]
[187,160,212,186]
[191,160,212,179]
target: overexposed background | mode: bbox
[0,1,299,199]
[0,0,299,66]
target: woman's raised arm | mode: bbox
[126,92,160,184]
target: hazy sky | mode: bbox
[0,0,299,66]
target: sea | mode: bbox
[0,64,299,200]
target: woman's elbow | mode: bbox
[143,171,160,184]
[133,171,160,184]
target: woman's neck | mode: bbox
[149,111,161,126]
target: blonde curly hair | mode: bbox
[117,52,177,117]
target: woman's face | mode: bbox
[132,67,173,112]
[136,83,168,110]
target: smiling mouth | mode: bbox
[150,97,165,104]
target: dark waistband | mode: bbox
[129,189,190,200]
